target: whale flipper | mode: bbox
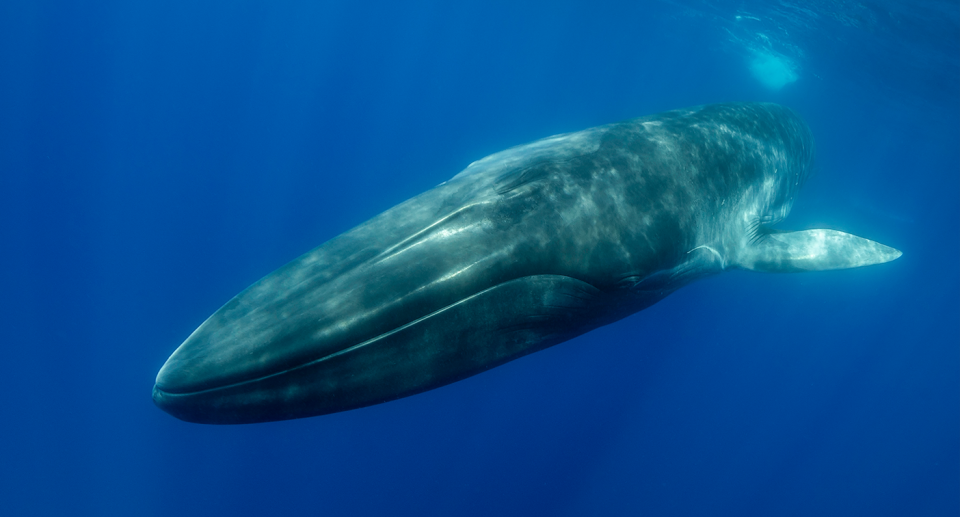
[739,229,902,272]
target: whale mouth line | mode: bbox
[154,274,592,398]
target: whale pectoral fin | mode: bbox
[739,229,902,272]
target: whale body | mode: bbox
[153,103,901,424]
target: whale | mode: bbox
[153,103,901,424]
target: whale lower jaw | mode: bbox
[153,275,659,424]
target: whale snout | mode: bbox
[151,330,264,424]
[151,384,179,420]
[150,288,395,424]
[151,325,336,425]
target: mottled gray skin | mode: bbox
[153,103,900,424]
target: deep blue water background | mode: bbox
[1,1,957,515]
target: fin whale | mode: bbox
[153,103,901,424]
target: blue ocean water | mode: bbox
[1,1,957,515]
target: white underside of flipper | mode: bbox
[737,229,902,272]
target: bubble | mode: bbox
[748,49,798,90]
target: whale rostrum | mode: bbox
[153,103,901,424]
